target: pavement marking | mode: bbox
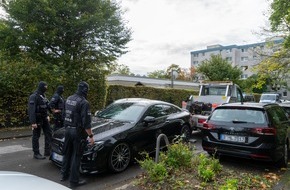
[0,145,30,154]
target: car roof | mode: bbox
[113,98,174,106]
[217,102,279,109]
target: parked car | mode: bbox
[51,98,192,173]
[259,93,281,103]
[0,171,71,190]
[201,102,290,167]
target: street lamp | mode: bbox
[171,69,178,88]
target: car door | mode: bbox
[127,104,168,154]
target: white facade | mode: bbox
[190,39,284,79]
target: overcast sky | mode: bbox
[117,0,272,76]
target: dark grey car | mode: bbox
[202,102,290,167]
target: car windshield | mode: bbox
[202,86,227,96]
[210,108,266,124]
[260,94,277,101]
[97,102,146,122]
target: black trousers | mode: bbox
[61,127,85,184]
[32,117,52,155]
[52,114,63,131]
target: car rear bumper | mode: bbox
[202,137,280,162]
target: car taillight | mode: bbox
[251,127,276,135]
[198,118,206,124]
[212,103,219,109]
[203,123,216,129]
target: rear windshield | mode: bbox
[201,86,228,96]
[260,94,278,101]
[210,108,266,124]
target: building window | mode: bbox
[202,52,205,56]
[241,57,248,61]
[193,53,198,57]
[226,49,231,53]
[241,74,248,79]
[283,91,287,97]
[226,57,232,61]
[241,48,247,52]
[193,61,199,65]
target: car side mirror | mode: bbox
[143,116,156,123]
[94,111,100,117]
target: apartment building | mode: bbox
[190,38,284,79]
[190,38,290,100]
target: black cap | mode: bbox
[77,81,89,97]
[37,81,47,94]
[56,85,64,95]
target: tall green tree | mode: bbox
[0,0,131,81]
[252,49,290,91]
[269,0,290,48]
[196,54,242,82]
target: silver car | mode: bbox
[0,171,71,190]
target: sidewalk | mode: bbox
[1,127,290,189]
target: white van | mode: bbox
[259,93,281,103]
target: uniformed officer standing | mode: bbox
[49,85,65,131]
[28,81,52,159]
[60,81,94,188]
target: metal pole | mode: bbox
[171,69,174,88]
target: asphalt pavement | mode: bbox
[0,127,290,189]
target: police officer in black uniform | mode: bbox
[49,85,65,131]
[60,81,94,188]
[28,81,52,159]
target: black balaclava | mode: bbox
[77,81,89,98]
[56,85,64,95]
[37,81,47,94]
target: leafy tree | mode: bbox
[269,0,290,48]
[147,69,168,79]
[236,75,266,94]
[252,49,290,91]
[0,0,131,81]
[196,54,242,82]
[166,64,181,79]
[110,63,131,75]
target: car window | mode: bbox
[162,105,180,115]
[146,104,165,118]
[97,102,145,122]
[210,108,266,124]
[267,107,288,125]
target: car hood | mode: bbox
[0,171,71,190]
[53,118,135,141]
[91,118,135,141]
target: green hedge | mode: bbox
[0,84,198,128]
[106,85,197,108]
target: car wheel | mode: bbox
[276,143,288,168]
[180,125,191,142]
[108,142,131,173]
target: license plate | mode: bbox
[52,152,63,162]
[220,134,245,142]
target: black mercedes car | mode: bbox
[202,102,290,167]
[50,98,192,173]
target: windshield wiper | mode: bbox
[232,120,254,123]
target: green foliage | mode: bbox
[219,179,238,190]
[197,54,242,82]
[252,49,290,92]
[138,153,168,182]
[147,70,168,79]
[197,153,222,182]
[0,0,131,70]
[269,0,290,48]
[106,85,198,108]
[161,140,193,169]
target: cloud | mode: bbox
[117,0,272,75]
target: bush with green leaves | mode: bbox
[197,153,222,182]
